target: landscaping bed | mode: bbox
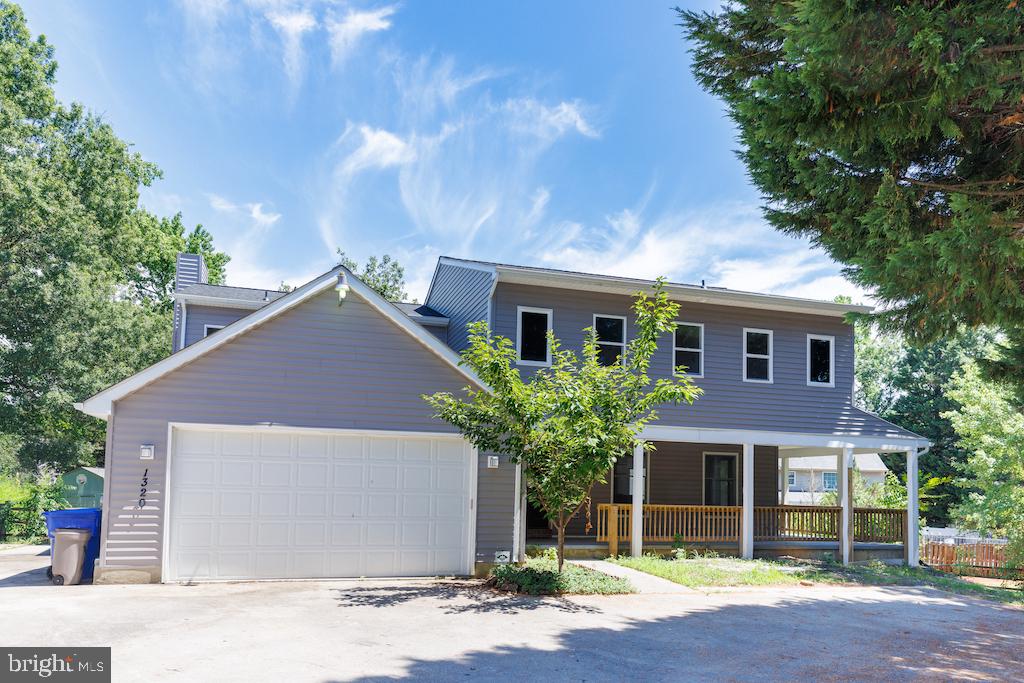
[488,555,634,595]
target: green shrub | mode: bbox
[0,470,67,541]
[489,557,633,595]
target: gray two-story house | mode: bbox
[77,254,928,583]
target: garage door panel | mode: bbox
[168,428,472,581]
[297,462,330,487]
[221,461,255,486]
[332,493,362,517]
[257,522,290,546]
[258,492,291,516]
[259,433,292,458]
[296,493,329,516]
[259,462,292,486]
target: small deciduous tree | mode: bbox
[424,280,701,570]
[944,362,1024,573]
[336,250,413,302]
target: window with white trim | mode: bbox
[674,322,703,377]
[807,334,835,387]
[593,314,626,366]
[203,324,224,338]
[822,471,838,491]
[516,306,552,365]
[743,328,773,383]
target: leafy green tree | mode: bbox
[944,363,1024,572]
[680,2,1024,382]
[0,2,227,470]
[425,281,702,570]
[336,249,413,302]
[854,322,995,524]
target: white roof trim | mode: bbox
[171,293,268,310]
[76,267,485,419]
[639,425,929,450]
[495,266,869,317]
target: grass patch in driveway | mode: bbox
[489,557,634,595]
[611,554,813,588]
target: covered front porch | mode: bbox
[518,426,928,565]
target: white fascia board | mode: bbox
[638,425,929,451]
[77,267,486,419]
[171,293,267,310]
[495,267,871,318]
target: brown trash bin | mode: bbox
[51,528,92,585]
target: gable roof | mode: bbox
[76,266,483,419]
[430,256,872,318]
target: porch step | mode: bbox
[571,560,693,594]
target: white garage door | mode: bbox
[166,427,475,582]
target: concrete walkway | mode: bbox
[572,559,693,593]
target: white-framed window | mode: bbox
[516,306,553,366]
[203,324,225,338]
[593,314,626,366]
[742,328,773,383]
[807,334,835,387]
[787,471,796,490]
[822,471,838,491]
[673,322,704,377]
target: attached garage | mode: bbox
[166,426,476,581]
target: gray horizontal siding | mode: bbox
[425,262,494,353]
[492,282,910,439]
[105,290,494,573]
[474,451,515,562]
[183,305,250,348]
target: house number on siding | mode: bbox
[137,468,149,509]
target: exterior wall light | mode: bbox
[335,273,351,305]
[140,444,155,460]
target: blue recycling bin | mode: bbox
[43,508,102,583]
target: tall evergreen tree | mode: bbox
[680,2,1024,382]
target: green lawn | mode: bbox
[611,554,815,588]
[611,554,1024,604]
[489,556,634,595]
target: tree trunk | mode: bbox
[556,512,566,572]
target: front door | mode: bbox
[704,454,737,506]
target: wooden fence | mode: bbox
[922,541,1020,579]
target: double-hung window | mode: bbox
[593,314,626,366]
[516,306,552,366]
[807,334,835,387]
[674,322,703,377]
[742,328,773,383]
[822,471,838,491]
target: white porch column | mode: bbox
[906,448,920,566]
[839,447,853,565]
[741,443,754,559]
[780,456,790,505]
[513,463,526,562]
[630,442,645,557]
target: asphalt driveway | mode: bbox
[1,547,1022,681]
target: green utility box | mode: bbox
[60,467,104,508]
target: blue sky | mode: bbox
[20,0,860,301]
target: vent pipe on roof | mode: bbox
[701,279,706,289]
[263,290,270,302]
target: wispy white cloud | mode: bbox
[339,125,416,176]
[326,5,397,67]
[266,9,317,91]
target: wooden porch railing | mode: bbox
[596,504,907,551]
[754,506,841,541]
[853,508,906,543]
